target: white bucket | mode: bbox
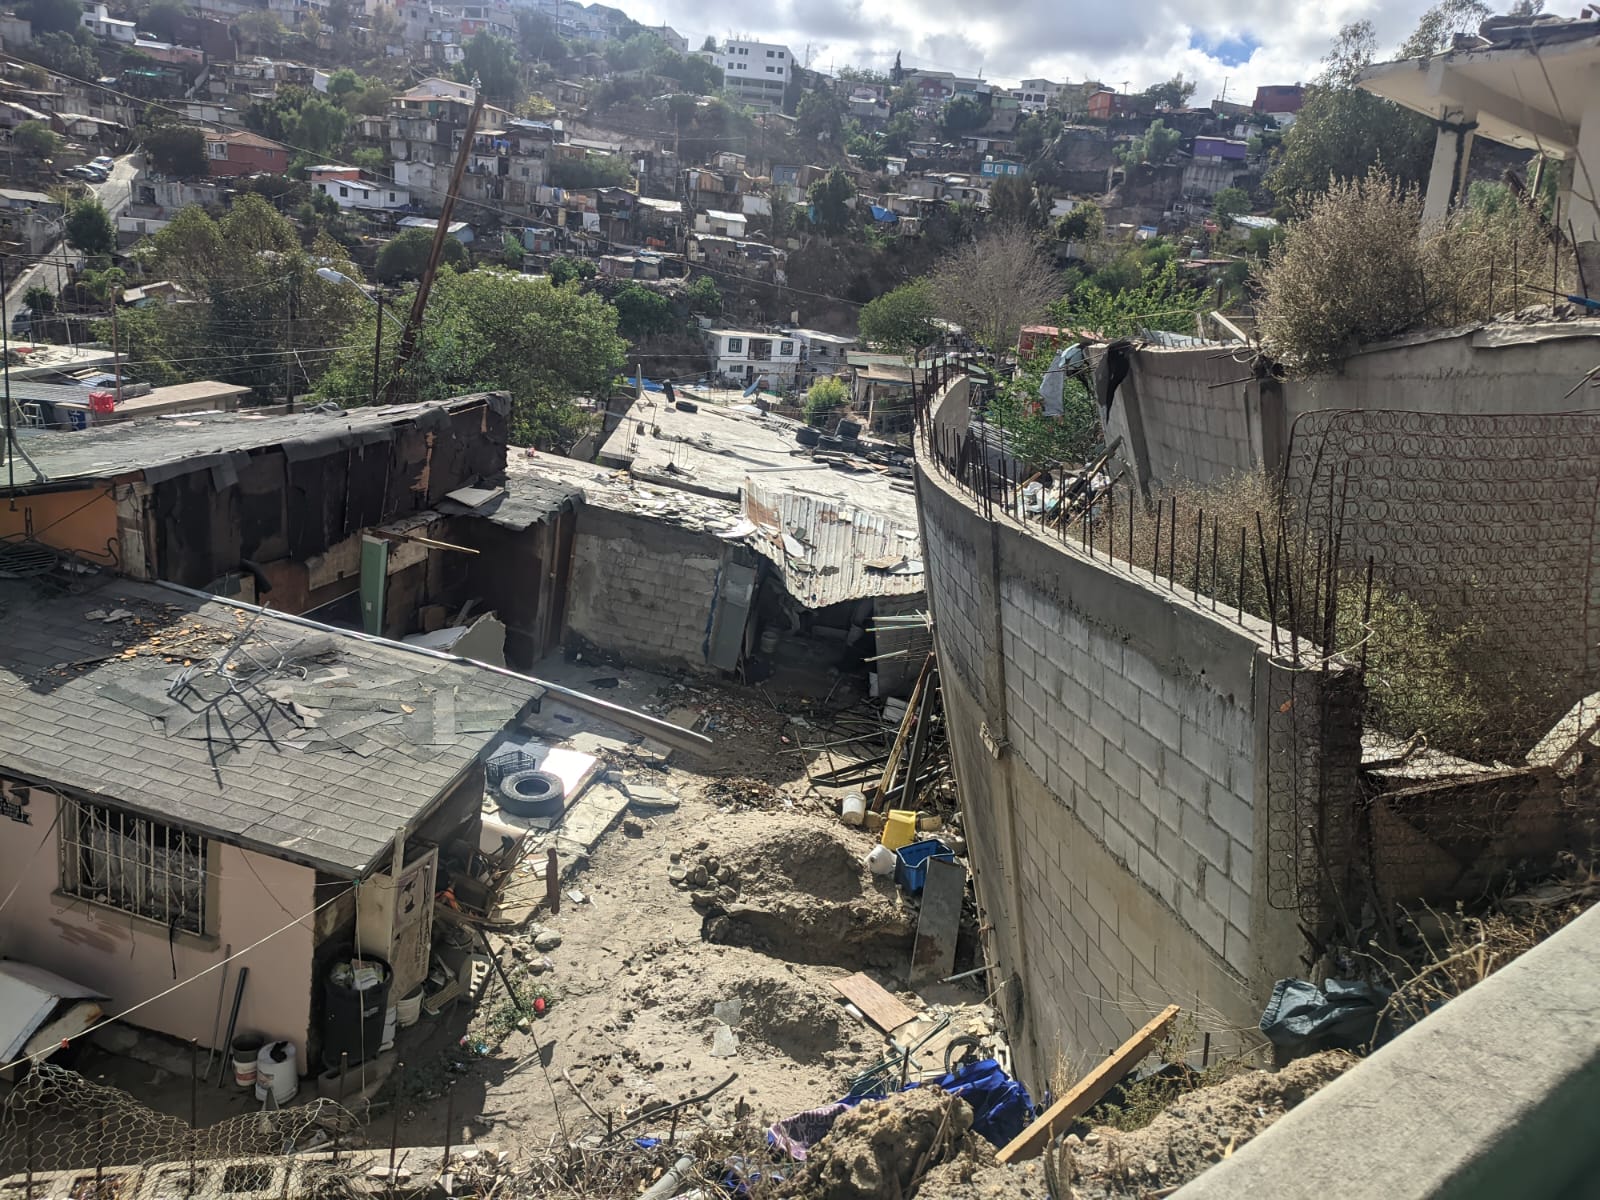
[758,627,780,654]
[841,792,867,827]
[865,844,896,876]
[254,1041,298,1105]
[396,988,424,1028]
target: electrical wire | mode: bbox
[0,882,355,1074]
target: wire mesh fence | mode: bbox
[0,1063,357,1193]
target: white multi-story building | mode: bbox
[706,327,802,388]
[1010,78,1063,112]
[701,38,793,111]
[81,3,135,43]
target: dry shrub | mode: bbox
[1255,170,1575,375]
[1359,859,1600,1034]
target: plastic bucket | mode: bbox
[758,627,780,655]
[840,792,867,827]
[880,809,918,851]
[396,988,423,1028]
[254,1041,298,1105]
[231,1034,263,1090]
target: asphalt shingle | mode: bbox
[0,578,541,877]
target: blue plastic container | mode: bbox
[894,838,954,894]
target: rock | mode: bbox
[622,816,645,837]
[686,865,709,887]
[948,835,967,855]
[689,890,722,912]
[715,885,738,905]
[703,857,719,875]
[534,931,563,952]
[669,850,682,864]
[667,866,689,885]
[717,865,738,885]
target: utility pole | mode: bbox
[385,84,484,402]
[1,257,12,496]
[284,276,294,412]
[372,290,383,405]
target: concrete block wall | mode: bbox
[564,506,726,670]
[916,418,1333,1087]
[1102,344,1263,492]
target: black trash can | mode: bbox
[321,954,392,1070]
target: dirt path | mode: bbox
[386,662,942,1160]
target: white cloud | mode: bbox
[628,0,1589,104]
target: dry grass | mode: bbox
[1357,857,1600,1036]
[1255,170,1574,376]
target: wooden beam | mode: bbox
[832,971,917,1034]
[996,1004,1181,1164]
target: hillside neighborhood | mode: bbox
[0,0,1599,1197]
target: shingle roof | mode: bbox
[435,471,583,529]
[7,394,506,491]
[0,578,540,876]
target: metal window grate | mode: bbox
[59,799,207,935]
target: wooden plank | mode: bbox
[832,971,917,1034]
[996,1003,1181,1164]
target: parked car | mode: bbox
[91,155,113,168]
[82,165,109,182]
[62,165,96,180]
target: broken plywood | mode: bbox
[832,972,917,1035]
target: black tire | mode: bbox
[497,768,566,818]
[795,427,821,447]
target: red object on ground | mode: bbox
[534,997,547,1016]
[89,390,116,413]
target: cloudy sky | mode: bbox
[620,0,1585,104]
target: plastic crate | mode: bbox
[894,838,954,894]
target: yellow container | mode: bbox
[880,809,918,851]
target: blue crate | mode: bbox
[895,838,954,894]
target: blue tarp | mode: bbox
[869,205,900,223]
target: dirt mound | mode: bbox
[911,1051,1355,1199]
[722,977,843,1063]
[779,1087,991,1200]
[686,820,915,969]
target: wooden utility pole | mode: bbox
[384,84,485,402]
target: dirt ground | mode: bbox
[378,655,984,1160]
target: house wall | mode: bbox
[915,426,1321,1088]
[563,506,731,671]
[0,486,119,560]
[0,784,317,1065]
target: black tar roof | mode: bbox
[0,577,540,876]
[5,394,509,493]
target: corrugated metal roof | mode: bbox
[742,479,924,608]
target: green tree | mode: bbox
[1119,118,1180,167]
[65,197,115,259]
[315,268,628,447]
[1211,186,1250,225]
[19,30,98,79]
[797,90,845,144]
[882,110,918,156]
[548,155,634,189]
[803,375,849,425]
[236,9,286,49]
[856,278,939,352]
[13,120,60,159]
[285,95,348,157]
[939,95,989,139]
[351,146,388,173]
[1053,257,1201,339]
[114,196,366,396]
[987,348,1101,466]
[376,226,468,283]
[18,0,81,36]
[1056,201,1104,244]
[683,274,721,315]
[1015,111,1062,160]
[987,173,1035,227]
[807,166,855,234]
[17,62,49,89]
[144,124,207,177]
[1267,21,1433,202]
[1142,73,1196,110]
[549,256,596,285]
[139,0,190,41]
[612,281,673,337]
[23,284,54,314]
[518,10,565,62]
[459,31,519,104]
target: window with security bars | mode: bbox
[59,800,208,935]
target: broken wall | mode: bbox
[916,441,1331,1088]
[564,506,753,671]
[1100,326,1600,493]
